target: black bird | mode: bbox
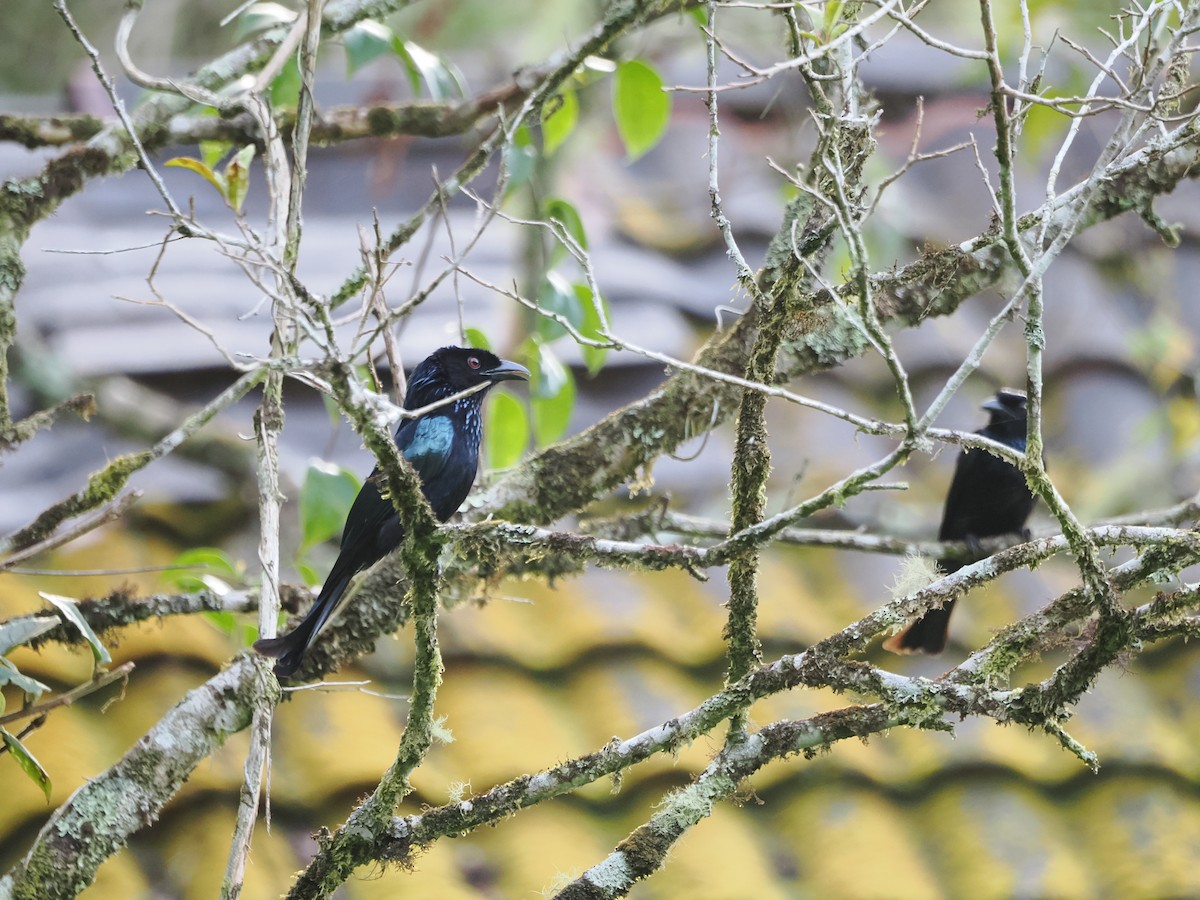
[254,346,529,677]
[884,389,1037,655]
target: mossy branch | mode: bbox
[367,533,1200,877]
[0,369,264,558]
[0,656,277,899]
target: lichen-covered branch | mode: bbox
[554,707,902,899]
[0,92,532,151]
[2,588,259,653]
[0,656,277,899]
[368,530,1200,876]
[0,394,95,453]
[0,368,264,557]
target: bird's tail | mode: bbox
[882,599,956,655]
[253,567,355,678]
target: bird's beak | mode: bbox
[484,358,530,383]
[981,396,1006,414]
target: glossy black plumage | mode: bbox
[885,389,1036,655]
[254,346,528,677]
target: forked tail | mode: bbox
[253,568,354,677]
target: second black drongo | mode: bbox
[885,389,1037,655]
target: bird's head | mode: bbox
[406,346,530,408]
[982,388,1027,428]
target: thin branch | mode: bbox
[0,368,265,557]
[55,0,185,221]
[0,662,134,728]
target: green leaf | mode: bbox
[296,562,322,587]
[239,623,259,648]
[544,197,588,267]
[234,2,297,40]
[392,38,467,101]
[173,547,240,578]
[464,327,492,352]
[574,283,611,374]
[202,610,237,636]
[165,157,226,196]
[535,271,584,342]
[224,145,256,213]
[503,125,538,198]
[300,460,361,550]
[344,20,395,76]
[170,547,240,593]
[39,593,111,669]
[612,60,671,161]
[0,617,57,657]
[530,342,575,445]
[270,55,303,110]
[541,88,578,157]
[484,389,529,470]
[0,657,50,700]
[822,0,845,36]
[2,728,52,801]
[1022,98,1070,160]
[199,140,231,170]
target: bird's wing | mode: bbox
[334,414,458,556]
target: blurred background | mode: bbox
[3,0,1200,897]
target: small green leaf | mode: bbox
[270,55,303,109]
[234,2,297,40]
[296,562,322,587]
[612,60,671,161]
[532,373,575,446]
[688,6,708,27]
[822,0,845,35]
[574,283,611,374]
[503,125,538,198]
[239,623,259,648]
[392,38,467,101]
[165,157,226,196]
[0,617,57,657]
[535,271,584,342]
[39,593,111,669]
[542,88,578,156]
[485,390,529,470]
[391,36,423,95]
[2,728,52,801]
[300,460,361,550]
[544,197,588,267]
[199,140,231,170]
[464,327,492,352]
[202,610,237,636]
[224,145,256,213]
[321,392,344,429]
[344,20,395,76]
[173,547,240,578]
[170,547,240,593]
[530,342,575,445]
[0,657,50,700]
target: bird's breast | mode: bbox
[409,415,457,459]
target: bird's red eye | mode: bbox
[467,356,481,369]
